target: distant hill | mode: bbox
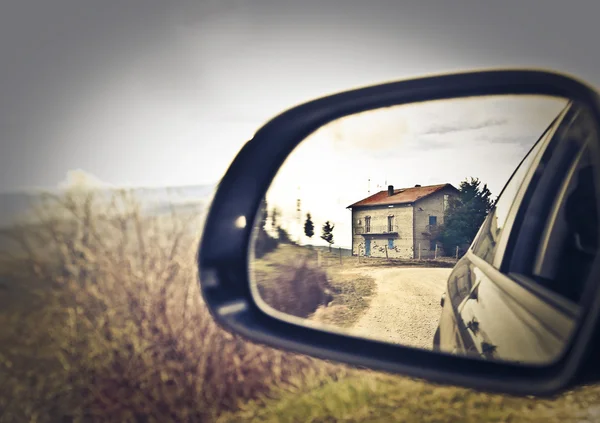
[0,184,216,228]
[0,192,39,227]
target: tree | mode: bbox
[321,221,335,252]
[304,213,314,239]
[254,198,279,258]
[436,177,494,256]
[277,226,294,244]
[259,198,269,230]
[271,207,280,232]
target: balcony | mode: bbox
[355,225,399,235]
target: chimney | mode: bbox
[414,184,421,187]
[388,185,394,196]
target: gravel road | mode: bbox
[348,267,452,350]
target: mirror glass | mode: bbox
[249,94,599,365]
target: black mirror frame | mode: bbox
[198,69,600,396]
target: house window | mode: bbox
[429,215,437,226]
[388,238,394,249]
[365,216,371,233]
[387,215,394,232]
[443,194,449,212]
[430,240,437,250]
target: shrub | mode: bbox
[0,189,345,422]
[253,253,334,318]
[276,226,295,245]
[253,226,279,259]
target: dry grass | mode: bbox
[0,189,347,423]
[252,245,334,318]
[251,245,377,326]
[220,372,600,423]
[2,190,600,423]
[310,270,375,329]
[301,248,458,270]
[352,256,457,269]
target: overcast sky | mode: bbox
[1,0,600,195]
[267,95,567,248]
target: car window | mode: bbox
[471,113,559,265]
[531,145,598,302]
[499,101,600,304]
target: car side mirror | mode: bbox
[198,69,600,396]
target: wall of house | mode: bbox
[413,187,459,259]
[351,204,413,259]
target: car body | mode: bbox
[434,99,598,365]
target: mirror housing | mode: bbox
[198,69,600,396]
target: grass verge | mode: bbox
[219,372,600,423]
[252,245,334,318]
[252,244,377,327]
[310,269,376,328]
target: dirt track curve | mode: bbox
[347,267,452,350]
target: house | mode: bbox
[347,183,460,259]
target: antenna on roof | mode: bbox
[368,178,371,195]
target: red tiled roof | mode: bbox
[347,183,458,208]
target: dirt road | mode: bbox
[348,267,452,350]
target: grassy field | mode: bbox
[220,373,600,423]
[1,189,600,422]
[306,246,458,269]
[251,244,376,326]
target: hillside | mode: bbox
[0,183,216,228]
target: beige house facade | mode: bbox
[347,183,459,259]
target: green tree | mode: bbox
[321,221,335,252]
[304,213,315,239]
[436,177,494,256]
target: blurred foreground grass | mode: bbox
[0,189,346,422]
[0,188,599,423]
[221,373,600,423]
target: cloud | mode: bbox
[58,169,111,190]
[422,118,509,135]
[476,134,535,145]
[325,109,411,152]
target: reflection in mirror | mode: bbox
[249,94,599,366]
